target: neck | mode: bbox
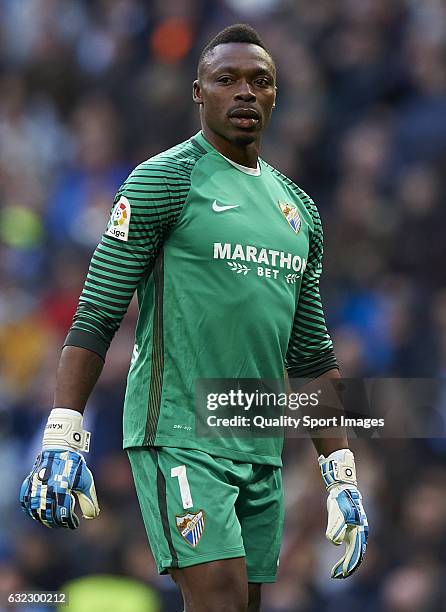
[201,125,260,169]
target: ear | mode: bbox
[193,80,203,105]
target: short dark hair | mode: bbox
[198,23,274,77]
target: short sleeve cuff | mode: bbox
[63,329,108,361]
[286,348,338,380]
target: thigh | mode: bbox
[237,465,284,583]
[171,557,249,612]
[248,583,262,612]
[127,446,246,575]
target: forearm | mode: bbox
[53,346,104,414]
[309,368,348,456]
[286,366,348,455]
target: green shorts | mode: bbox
[127,446,284,583]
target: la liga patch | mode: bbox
[175,510,205,547]
[106,195,131,241]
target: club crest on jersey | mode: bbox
[278,201,301,234]
[175,510,205,547]
[106,195,131,242]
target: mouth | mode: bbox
[228,107,260,129]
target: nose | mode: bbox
[234,80,256,102]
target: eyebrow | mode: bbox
[210,64,275,77]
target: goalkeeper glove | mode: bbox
[19,408,100,529]
[318,448,368,579]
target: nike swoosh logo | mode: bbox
[212,200,240,212]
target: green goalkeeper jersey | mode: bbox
[65,131,337,466]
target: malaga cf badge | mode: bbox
[176,510,205,547]
[278,201,301,234]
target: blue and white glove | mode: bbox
[19,408,100,529]
[319,448,368,579]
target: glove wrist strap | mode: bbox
[42,408,91,453]
[318,448,357,490]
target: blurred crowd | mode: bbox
[1,0,446,610]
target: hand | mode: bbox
[319,449,368,579]
[19,409,100,529]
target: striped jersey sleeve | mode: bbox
[64,143,200,359]
[285,194,338,379]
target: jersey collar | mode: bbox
[192,131,262,176]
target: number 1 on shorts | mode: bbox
[171,465,193,509]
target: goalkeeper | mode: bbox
[20,23,367,611]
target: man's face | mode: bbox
[193,43,276,146]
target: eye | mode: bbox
[255,77,271,88]
[217,76,234,85]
